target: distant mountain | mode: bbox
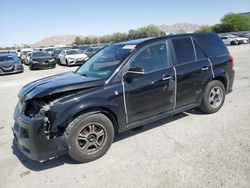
[31,35,81,47]
[241,12,250,19]
[30,23,204,47]
[158,23,203,33]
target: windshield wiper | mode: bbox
[80,73,88,77]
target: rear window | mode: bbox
[194,33,228,57]
[172,37,195,65]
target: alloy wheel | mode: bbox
[209,86,223,108]
[77,123,106,154]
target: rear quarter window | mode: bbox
[194,33,228,57]
[193,40,206,60]
[172,37,195,65]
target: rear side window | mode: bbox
[172,37,195,65]
[195,34,228,57]
[194,40,206,60]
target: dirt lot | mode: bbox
[0,45,250,188]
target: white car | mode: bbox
[20,48,33,63]
[24,52,33,65]
[227,34,249,44]
[59,49,88,66]
[220,36,238,45]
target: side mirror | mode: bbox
[123,67,145,82]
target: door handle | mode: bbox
[201,66,209,71]
[162,75,172,80]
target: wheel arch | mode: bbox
[68,106,119,135]
[212,75,228,91]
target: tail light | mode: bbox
[229,54,234,69]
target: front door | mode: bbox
[123,42,175,124]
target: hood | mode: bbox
[0,60,19,67]
[237,37,248,40]
[66,54,87,59]
[235,37,248,40]
[19,72,105,100]
[32,56,53,61]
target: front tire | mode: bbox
[65,59,69,66]
[57,59,61,65]
[199,80,225,114]
[65,113,114,163]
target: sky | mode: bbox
[0,0,249,47]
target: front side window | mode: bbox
[172,37,195,65]
[130,42,168,73]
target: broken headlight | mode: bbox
[24,100,46,118]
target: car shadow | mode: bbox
[114,112,188,142]
[11,140,78,171]
[186,108,208,115]
[12,112,188,171]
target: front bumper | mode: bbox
[30,62,56,70]
[12,105,68,161]
[0,65,23,75]
[67,59,85,65]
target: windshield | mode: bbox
[53,50,61,55]
[0,55,15,62]
[32,52,51,57]
[76,44,134,79]
[79,46,90,50]
[66,50,82,55]
[45,48,54,52]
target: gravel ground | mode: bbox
[0,45,250,188]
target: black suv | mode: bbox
[13,33,234,163]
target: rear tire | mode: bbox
[230,41,236,45]
[199,80,225,114]
[65,113,114,163]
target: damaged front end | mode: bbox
[12,72,105,161]
[12,96,68,162]
[24,99,56,139]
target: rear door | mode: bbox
[123,41,175,124]
[170,37,212,108]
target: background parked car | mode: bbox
[77,45,91,52]
[43,47,56,55]
[58,49,88,66]
[20,48,33,63]
[84,46,103,58]
[0,53,23,75]
[220,36,238,45]
[24,52,33,65]
[227,34,249,44]
[51,48,62,64]
[29,51,56,70]
[239,33,250,40]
